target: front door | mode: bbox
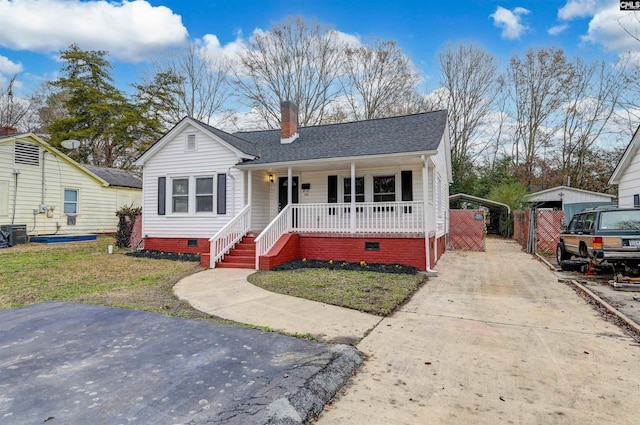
[278,176,299,211]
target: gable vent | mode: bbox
[186,134,196,151]
[14,142,40,166]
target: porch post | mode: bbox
[422,155,432,271]
[247,170,252,227]
[287,167,292,206]
[287,167,293,230]
[350,162,356,233]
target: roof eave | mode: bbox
[235,150,439,169]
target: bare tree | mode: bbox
[339,40,422,120]
[232,16,345,128]
[438,44,501,191]
[505,47,574,187]
[140,42,231,127]
[557,58,624,188]
[0,76,31,130]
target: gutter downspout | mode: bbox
[11,169,19,225]
[422,155,437,275]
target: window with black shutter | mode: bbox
[158,177,166,215]
[217,174,227,214]
[401,170,413,213]
[327,175,337,215]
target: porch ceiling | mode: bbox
[240,153,427,173]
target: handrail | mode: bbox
[290,201,423,233]
[209,205,251,268]
[254,204,291,269]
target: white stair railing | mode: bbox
[254,204,291,269]
[209,205,251,268]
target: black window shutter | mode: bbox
[401,170,413,201]
[635,194,640,207]
[158,177,166,215]
[328,175,338,203]
[217,174,227,214]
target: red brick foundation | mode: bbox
[259,234,428,271]
[259,233,300,270]
[144,237,210,254]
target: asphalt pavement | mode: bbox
[0,302,361,425]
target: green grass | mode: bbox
[247,268,427,316]
[0,236,210,319]
[1,237,427,323]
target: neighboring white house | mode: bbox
[610,126,640,207]
[0,129,142,237]
[527,185,616,208]
[134,102,452,271]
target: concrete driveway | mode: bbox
[0,302,361,425]
[316,237,640,425]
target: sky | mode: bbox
[0,0,639,104]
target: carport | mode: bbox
[448,194,511,251]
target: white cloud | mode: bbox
[548,24,569,36]
[490,6,530,40]
[582,4,640,53]
[558,0,602,21]
[199,34,247,68]
[0,55,22,74]
[0,0,188,62]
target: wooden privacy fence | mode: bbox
[448,209,485,251]
[512,209,564,253]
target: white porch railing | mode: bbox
[209,205,251,268]
[291,201,424,233]
[254,201,424,268]
[254,204,291,268]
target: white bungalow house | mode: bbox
[134,102,452,271]
[609,126,640,207]
[0,128,142,239]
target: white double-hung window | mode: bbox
[167,175,219,215]
[195,177,214,212]
[171,178,189,213]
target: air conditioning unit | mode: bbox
[0,224,28,245]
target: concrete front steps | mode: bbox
[216,236,256,269]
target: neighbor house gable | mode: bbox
[0,133,110,187]
[609,126,640,185]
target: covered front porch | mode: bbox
[209,154,441,271]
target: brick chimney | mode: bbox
[280,101,299,144]
[0,126,18,136]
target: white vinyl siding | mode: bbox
[0,180,8,216]
[140,124,243,238]
[0,137,141,235]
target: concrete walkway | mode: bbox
[315,237,640,424]
[173,268,382,344]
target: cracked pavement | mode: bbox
[0,302,361,424]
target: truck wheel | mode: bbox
[556,243,570,263]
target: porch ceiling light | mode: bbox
[269,173,274,183]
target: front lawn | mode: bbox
[248,268,427,316]
[1,237,427,321]
[0,236,208,319]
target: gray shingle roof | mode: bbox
[84,165,142,189]
[199,121,259,157]
[233,110,447,166]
